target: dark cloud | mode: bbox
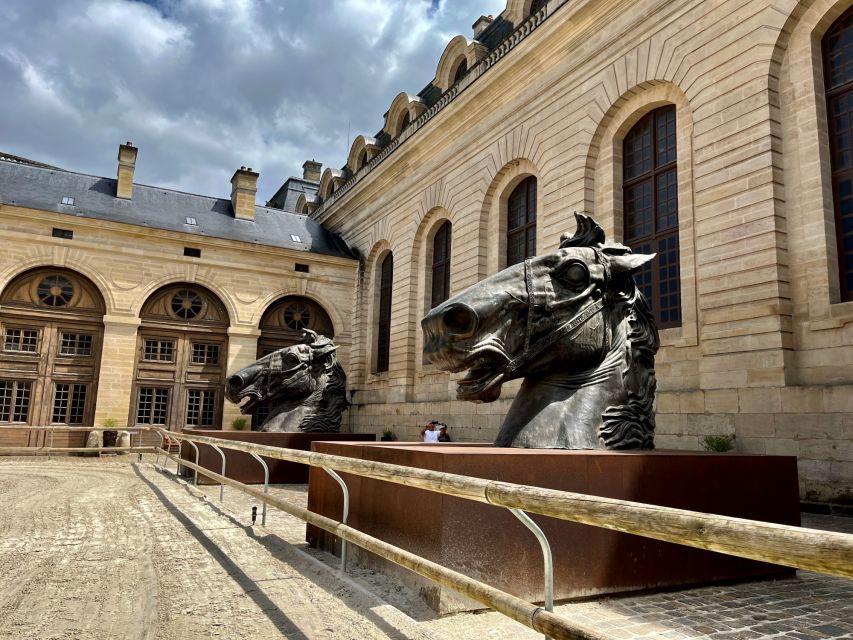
[0,0,502,200]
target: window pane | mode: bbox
[377,254,393,372]
[624,115,652,181]
[137,387,169,425]
[144,339,174,362]
[0,381,31,423]
[656,169,679,231]
[60,333,93,356]
[624,180,653,240]
[191,343,219,365]
[828,11,853,89]
[4,328,39,353]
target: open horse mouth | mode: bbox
[453,350,509,402]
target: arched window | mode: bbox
[506,176,537,267]
[824,8,853,301]
[399,111,411,136]
[376,253,393,373]
[622,105,680,328]
[453,59,468,84]
[358,149,368,170]
[431,221,452,308]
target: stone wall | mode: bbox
[314,0,853,503]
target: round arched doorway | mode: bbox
[0,268,106,444]
[130,284,229,431]
[253,296,334,426]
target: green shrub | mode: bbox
[702,434,735,452]
[232,417,249,431]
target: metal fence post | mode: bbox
[249,453,270,526]
[324,468,350,573]
[209,443,226,502]
[510,508,554,640]
[185,440,200,486]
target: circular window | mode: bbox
[283,302,312,331]
[37,275,74,307]
[171,289,203,320]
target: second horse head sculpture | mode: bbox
[225,330,349,432]
[422,213,659,450]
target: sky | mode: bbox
[0,0,504,202]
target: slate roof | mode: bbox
[0,159,355,259]
[266,176,319,212]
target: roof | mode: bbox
[266,176,319,212]
[0,152,62,171]
[0,159,355,260]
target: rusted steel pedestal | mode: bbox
[306,444,800,613]
[181,430,375,485]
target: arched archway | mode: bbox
[130,283,229,431]
[0,267,106,440]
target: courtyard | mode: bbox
[0,457,850,640]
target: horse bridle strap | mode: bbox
[507,258,605,377]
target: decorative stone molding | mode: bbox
[319,168,345,200]
[384,93,427,140]
[346,135,381,173]
[312,0,567,219]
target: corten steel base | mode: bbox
[306,443,800,613]
[180,430,376,485]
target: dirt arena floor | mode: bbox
[0,456,851,640]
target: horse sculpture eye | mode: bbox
[561,262,589,288]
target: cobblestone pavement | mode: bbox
[192,470,853,640]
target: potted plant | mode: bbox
[380,429,397,442]
[232,417,249,431]
[101,417,119,448]
[702,434,735,452]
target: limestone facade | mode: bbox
[307,0,853,503]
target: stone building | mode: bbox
[299,0,853,504]
[0,149,357,447]
[1,0,852,503]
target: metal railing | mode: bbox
[0,426,155,458]
[150,427,853,640]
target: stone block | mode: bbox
[737,437,767,455]
[679,391,705,413]
[704,389,739,413]
[799,439,853,462]
[774,413,843,440]
[655,392,679,414]
[734,413,775,437]
[765,438,799,456]
[780,387,824,413]
[824,386,853,413]
[738,388,781,413]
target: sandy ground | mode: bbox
[1,456,851,640]
[0,457,444,640]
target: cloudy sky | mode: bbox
[0,0,503,201]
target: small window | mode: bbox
[136,387,169,425]
[52,383,87,424]
[4,328,39,353]
[52,228,73,240]
[191,343,220,365]
[290,234,302,243]
[143,339,175,362]
[0,380,32,423]
[60,196,75,206]
[37,275,74,307]
[59,332,93,356]
[295,263,310,273]
[186,389,217,427]
[183,247,201,258]
[185,217,197,225]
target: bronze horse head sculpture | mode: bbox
[422,213,659,450]
[225,330,349,432]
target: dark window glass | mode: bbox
[191,343,219,365]
[4,328,39,353]
[358,150,368,170]
[431,222,452,308]
[623,105,681,328]
[825,7,853,301]
[399,111,410,135]
[37,275,74,307]
[52,228,73,240]
[294,263,310,273]
[59,333,92,356]
[453,59,468,84]
[52,383,86,424]
[376,253,393,373]
[170,290,202,319]
[186,389,216,427]
[506,176,537,267]
[0,380,31,423]
[143,339,174,362]
[136,387,169,425]
[183,247,201,258]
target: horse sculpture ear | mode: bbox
[609,252,656,276]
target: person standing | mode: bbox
[420,420,440,443]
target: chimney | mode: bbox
[116,141,137,199]
[302,160,322,182]
[472,15,493,38]
[231,166,259,221]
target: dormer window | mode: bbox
[60,196,75,206]
[453,59,468,84]
[185,216,197,225]
[290,234,302,243]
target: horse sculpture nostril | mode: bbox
[227,374,244,390]
[442,304,477,337]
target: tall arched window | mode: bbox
[431,221,452,308]
[376,253,393,373]
[825,8,853,301]
[506,176,537,267]
[623,105,681,328]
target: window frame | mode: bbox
[622,105,682,329]
[430,221,452,309]
[506,176,537,268]
[375,253,393,373]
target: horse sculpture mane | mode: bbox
[225,330,349,432]
[422,213,659,449]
